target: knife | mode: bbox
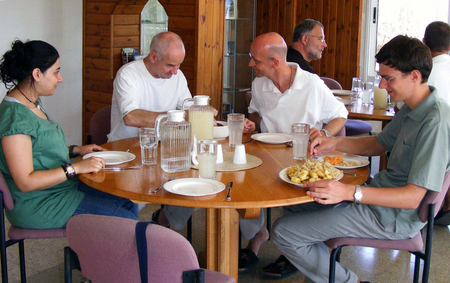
[225,182,233,200]
[102,166,141,171]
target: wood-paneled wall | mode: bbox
[83,0,224,143]
[83,0,361,143]
[256,0,362,90]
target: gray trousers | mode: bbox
[272,202,415,283]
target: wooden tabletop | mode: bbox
[79,134,370,212]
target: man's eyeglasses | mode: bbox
[306,34,326,43]
[248,53,273,64]
[376,73,407,84]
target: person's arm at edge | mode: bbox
[123,109,167,128]
[310,117,347,140]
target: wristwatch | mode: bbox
[322,128,331,137]
[354,185,363,203]
[62,164,76,180]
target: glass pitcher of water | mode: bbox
[182,95,214,141]
[155,110,192,173]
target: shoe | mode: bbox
[261,255,298,278]
[238,248,259,272]
[151,208,170,228]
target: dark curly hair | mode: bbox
[0,39,59,90]
[375,35,432,83]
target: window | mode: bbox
[361,0,449,81]
[141,0,168,56]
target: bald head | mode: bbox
[150,31,185,60]
[251,32,288,63]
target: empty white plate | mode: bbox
[82,151,136,165]
[251,133,292,144]
[164,178,226,196]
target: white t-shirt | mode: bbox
[428,54,450,102]
[248,63,348,134]
[108,59,192,141]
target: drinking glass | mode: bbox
[292,123,310,161]
[197,139,218,179]
[139,127,158,165]
[351,77,362,103]
[227,113,245,147]
[361,82,374,106]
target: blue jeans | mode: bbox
[67,182,139,226]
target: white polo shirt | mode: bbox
[248,63,348,134]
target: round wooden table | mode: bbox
[78,134,370,281]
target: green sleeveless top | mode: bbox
[0,98,84,229]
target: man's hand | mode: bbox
[303,180,354,205]
[309,128,324,141]
[243,118,256,133]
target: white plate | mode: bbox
[251,133,292,144]
[279,168,343,187]
[332,90,352,96]
[163,178,226,196]
[317,155,370,169]
[83,151,136,165]
[335,96,352,106]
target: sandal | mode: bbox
[261,255,298,278]
[151,208,170,228]
[238,248,259,272]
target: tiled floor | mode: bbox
[3,202,450,283]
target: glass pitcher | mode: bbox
[182,95,214,141]
[155,110,192,173]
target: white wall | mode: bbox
[0,0,82,144]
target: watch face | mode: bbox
[355,192,363,200]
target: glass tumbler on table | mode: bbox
[139,127,158,165]
[351,77,362,103]
[292,123,310,161]
[361,82,374,106]
[227,113,245,147]
[197,139,218,179]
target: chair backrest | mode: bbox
[320,77,343,90]
[0,170,14,210]
[418,170,450,222]
[89,105,111,145]
[67,214,201,283]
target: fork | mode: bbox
[152,176,175,193]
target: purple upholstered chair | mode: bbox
[0,170,66,283]
[320,76,343,90]
[65,214,235,283]
[88,105,111,145]
[325,170,450,283]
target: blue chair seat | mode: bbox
[345,120,372,136]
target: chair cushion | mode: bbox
[8,226,66,240]
[205,269,236,283]
[345,120,372,136]
[324,232,423,252]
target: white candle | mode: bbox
[373,86,388,109]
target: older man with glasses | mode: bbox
[287,19,328,74]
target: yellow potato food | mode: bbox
[286,159,342,184]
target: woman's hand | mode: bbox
[303,180,354,205]
[73,144,107,156]
[72,157,105,174]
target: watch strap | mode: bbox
[69,145,79,158]
[62,164,76,180]
[322,128,331,137]
[354,185,362,203]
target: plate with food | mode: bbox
[318,155,370,169]
[251,133,292,144]
[279,159,343,187]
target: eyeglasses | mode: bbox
[377,73,406,84]
[306,34,326,43]
[248,53,273,64]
